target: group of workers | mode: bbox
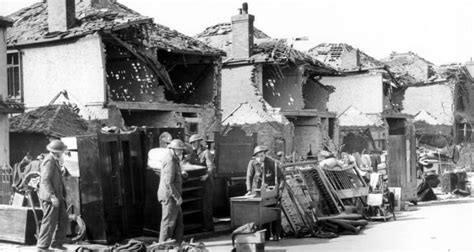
[158,139,286,243]
[33,135,285,250]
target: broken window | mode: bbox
[188,122,199,135]
[7,52,22,100]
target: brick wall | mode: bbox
[240,121,293,156]
[292,117,322,158]
[303,79,331,110]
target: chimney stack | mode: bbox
[231,2,254,59]
[47,0,76,32]
[341,48,361,70]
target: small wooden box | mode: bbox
[235,243,265,252]
[0,205,43,244]
[234,230,266,244]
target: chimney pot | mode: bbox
[242,2,248,14]
[48,0,76,32]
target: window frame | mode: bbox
[6,50,23,102]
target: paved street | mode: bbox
[0,198,472,251]
[203,198,474,252]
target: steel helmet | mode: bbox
[47,140,68,153]
[183,142,194,155]
[253,145,268,156]
[189,134,204,143]
[168,139,186,150]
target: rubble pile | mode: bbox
[9,104,91,138]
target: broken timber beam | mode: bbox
[105,32,176,93]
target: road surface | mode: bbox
[203,198,474,252]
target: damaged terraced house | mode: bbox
[383,52,474,171]
[3,0,225,242]
[308,43,406,153]
[196,3,340,163]
[5,0,224,145]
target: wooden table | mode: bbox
[230,196,280,229]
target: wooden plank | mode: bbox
[108,101,202,112]
[387,135,406,188]
[281,110,336,118]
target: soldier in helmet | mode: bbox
[37,140,69,250]
[246,145,285,240]
[158,139,185,243]
[246,146,285,195]
[188,134,215,231]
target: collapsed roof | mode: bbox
[9,104,91,138]
[6,0,223,56]
[308,43,385,71]
[196,23,338,75]
[382,52,436,84]
[383,52,473,86]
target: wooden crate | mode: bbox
[0,205,43,244]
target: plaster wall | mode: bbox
[21,34,107,119]
[221,65,261,116]
[402,84,454,125]
[321,73,383,114]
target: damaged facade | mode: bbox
[308,43,403,152]
[196,4,339,158]
[1,16,25,205]
[5,0,224,139]
[384,52,474,170]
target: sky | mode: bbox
[1,0,473,65]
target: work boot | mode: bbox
[50,244,67,250]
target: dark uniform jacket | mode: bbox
[38,154,66,202]
[189,148,215,174]
[158,149,183,202]
[246,157,284,193]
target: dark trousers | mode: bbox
[37,199,68,248]
[202,176,214,231]
[159,198,183,243]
